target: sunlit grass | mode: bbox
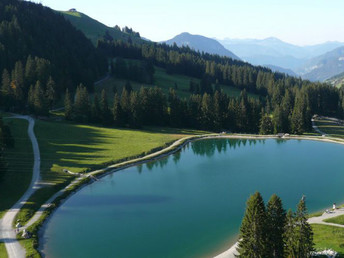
[312,224,344,255]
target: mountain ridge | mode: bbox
[164,32,241,60]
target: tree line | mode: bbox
[97,39,344,129]
[1,56,58,114]
[238,192,313,257]
[63,83,343,135]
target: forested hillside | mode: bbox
[60,10,144,46]
[1,0,343,135]
[0,0,106,112]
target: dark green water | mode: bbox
[41,139,344,258]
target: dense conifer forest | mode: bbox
[1,0,344,135]
[0,0,107,112]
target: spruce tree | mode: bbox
[1,69,12,110]
[100,89,112,125]
[113,93,124,126]
[45,76,56,109]
[27,85,35,113]
[33,81,48,115]
[266,194,286,257]
[294,198,314,257]
[284,209,297,257]
[91,93,101,123]
[74,84,90,122]
[237,192,268,258]
[64,88,73,120]
[259,114,274,135]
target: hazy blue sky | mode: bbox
[31,0,344,45]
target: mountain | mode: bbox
[263,65,298,77]
[218,37,344,72]
[300,46,344,81]
[326,72,344,88]
[164,32,241,60]
[59,9,145,45]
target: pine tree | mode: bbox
[27,85,35,113]
[64,88,73,120]
[1,69,12,110]
[259,114,274,134]
[237,192,268,258]
[100,89,112,125]
[113,93,124,126]
[74,84,90,122]
[284,209,297,257]
[45,76,56,110]
[266,194,286,258]
[294,198,314,257]
[120,88,130,124]
[33,81,48,115]
[91,93,101,123]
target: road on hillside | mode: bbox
[0,116,41,258]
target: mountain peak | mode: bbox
[164,32,240,60]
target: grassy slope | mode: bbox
[0,119,33,218]
[59,11,144,46]
[312,224,344,255]
[0,242,8,258]
[15,120,195,223]
[97,64,259,103]
[324,214,344,225]
[314,117,344,138]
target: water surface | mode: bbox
[41,139,344,258]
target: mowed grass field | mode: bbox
[96,64,259,103]
[0,242,8,258]
[15,119,195,223]
[314,117,344,138]
[0,119,33,219]
[312,224,344,256]
[324,214,344,225]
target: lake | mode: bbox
[40,138,344,258]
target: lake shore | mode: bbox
[34,133,344,257]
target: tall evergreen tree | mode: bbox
[294,198,314,257]
[100,89,112,125]
[91,93,101,123]
[45,76,56,110]
[237,192,268,258]
[259,114,274,135]
[1,69,12,110]
[284,209,297,257]
[74,84,90,122]
[113,93,124,126]
[33,81,48,115]
[27,85,35,113]
[266,194,286,258]
[64,88,73,120]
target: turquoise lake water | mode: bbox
[41,139,344,258]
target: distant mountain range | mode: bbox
[218,37,344,81]
[164,32,241,60]
[263,65,298,77]
[59,10,344,83]
[326,71,344,88]
[300,46,344,81]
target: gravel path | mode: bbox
[0,116,41,258]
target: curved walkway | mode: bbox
[0,116,41,258]
[308,207,344,228]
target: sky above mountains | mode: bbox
[31,0,344,46]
